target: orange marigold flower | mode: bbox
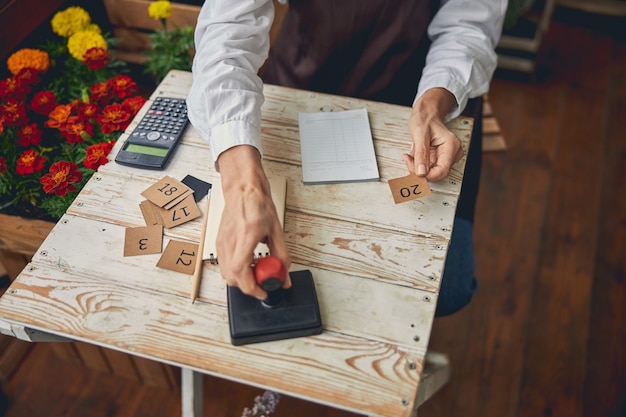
[60,116,93,144]
[82,47,111,70]
[45,104,73,129]
[89,81,112,104]
[97,103,132,134]
[16,149,46,175]
[122,96,147,115]
[40,161,83,196]
[17,123,42,147]
[7,48,50,76]
[107,75,138,100]
[31,91,58,115]
[84,141,114,170]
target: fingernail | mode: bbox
[417,164,427,176]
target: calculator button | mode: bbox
[147,131,160,141]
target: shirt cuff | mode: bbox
[415,73,468,122]
[210,120,262,172]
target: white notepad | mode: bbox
[299,108,380,184]
[202,176,287,263]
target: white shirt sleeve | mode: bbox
[188,0,507,168]
[186,0,273,170]
[416,0,507,121]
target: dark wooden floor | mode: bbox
[1,6,625,417]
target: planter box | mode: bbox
[102,0,288,64]
[103,0,201,64]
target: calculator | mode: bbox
[115,97,190,170]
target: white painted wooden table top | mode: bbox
[0,70,471,417]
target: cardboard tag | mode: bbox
[388,174,432,204]
[124,225,163,256]
[141,176,191,208]
[139,200,163,226]
[163,189,194,210]
[156,240,199,274]
[158,194,201,228]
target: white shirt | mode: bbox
[187,0,507,168]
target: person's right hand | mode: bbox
[403,88,464,181]
[215,145,292,300]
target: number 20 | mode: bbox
[400,184,422,198]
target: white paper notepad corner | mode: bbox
[298,108,380,184]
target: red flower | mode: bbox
[84,141,114,170]
[40,161,83,196]
[45,104,72,129]
[89,81,111,104]
[31,91,58,115]
[82,47,111,70]
[0,157,7,173]
[0,116,4,136]
[107,75,137,100]
[16,149,46,175]
[122,96,147,115]
[14,68,41,86]
[97,103,132,134]
[17,123,42,147]
[0,77,30,100]
[0,98,27,127]
[60,116,93,144]
[77,102,99,121]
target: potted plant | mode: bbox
[0,5,147,221]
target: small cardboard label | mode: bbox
[124,225,163,256]
[158,194,201,229]
[388,174,432,204]
[139,200,163,226]
[157,240,199,274]
[141,176,191,208]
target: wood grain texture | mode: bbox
[1,10,624,417]
[0,71,471,417]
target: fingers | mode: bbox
[413,147,430,177]
[406,124,463,181]
[267,232,292,289]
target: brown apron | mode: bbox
[263,0,436,106]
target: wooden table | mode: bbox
[0,70,472,417]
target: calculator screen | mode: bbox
[126,143,169,157]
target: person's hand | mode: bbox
[403,88,464,181]
[216,145,292,300]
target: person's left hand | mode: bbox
[402,88,464,181]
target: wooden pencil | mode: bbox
[191,196,211,303]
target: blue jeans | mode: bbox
[435,217,478,317]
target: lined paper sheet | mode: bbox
[299,108,380,184]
